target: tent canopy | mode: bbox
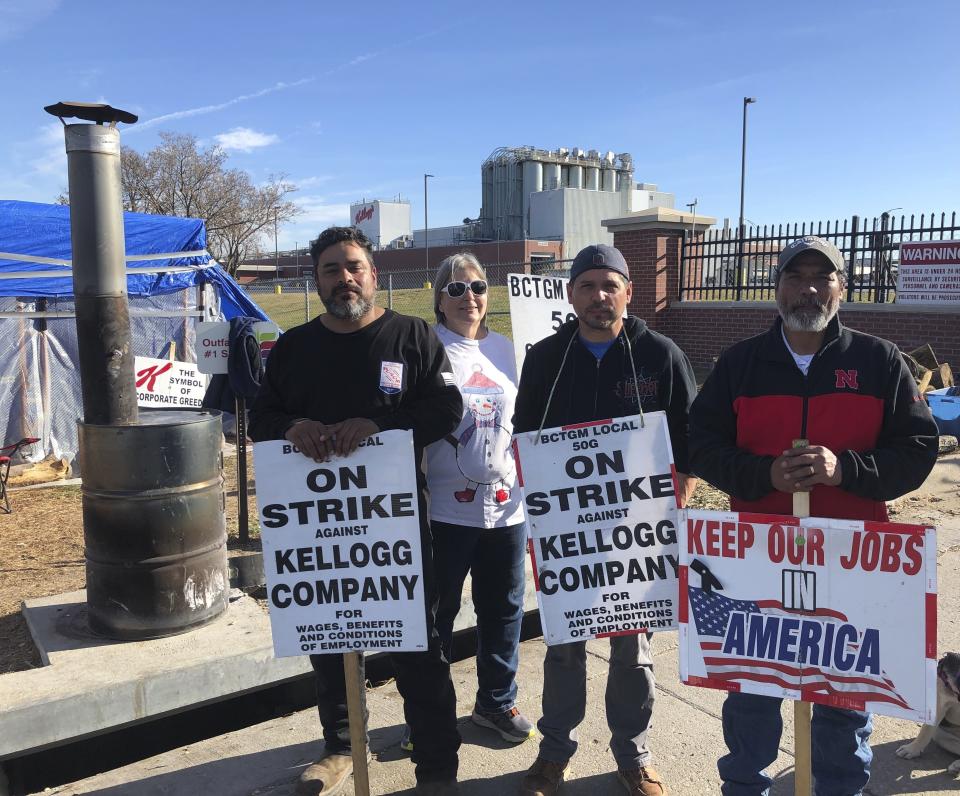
[0,200,267,321]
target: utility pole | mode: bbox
[737,96,757,297]
[424,173,434,277]
[274,207,279,280]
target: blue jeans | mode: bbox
[431,520,527,714]
[718,691,873,796]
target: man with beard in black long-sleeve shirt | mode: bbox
[249,226,463,796]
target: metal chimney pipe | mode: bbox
[46,102,139,425]
[44,102,229,640]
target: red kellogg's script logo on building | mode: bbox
[355,205,374,224]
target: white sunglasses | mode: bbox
[443,280,488,298]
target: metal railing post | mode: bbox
[679,230,688,301]
[388,273,393,310]
[847,215,859,303]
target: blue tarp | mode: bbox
[0,200,268,321]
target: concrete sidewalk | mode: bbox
[32,452,960,795]
[38,629,960,796]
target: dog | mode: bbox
[896,652,960,774]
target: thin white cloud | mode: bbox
[214,127,279,153]
[133,78,314,132]
[131,18,473,131]
[0,0,61,41]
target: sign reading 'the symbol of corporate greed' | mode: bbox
[507,273,575,373]
[679,509,937,723]
[513,413,680,645]
[134,356,208,409]
[253,431,426,657]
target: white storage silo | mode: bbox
[543,162,561,191]
[522,159,543,237]
[585,166,599,190]
[569,165,583,189]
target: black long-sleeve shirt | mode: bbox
[248,310,462,492]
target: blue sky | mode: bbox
[2,0,958,251]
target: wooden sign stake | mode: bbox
[792,438,812,796]
[344,651,371,796]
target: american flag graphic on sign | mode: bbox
[688,586,910,710]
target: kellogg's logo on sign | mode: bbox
[355,205,374,224]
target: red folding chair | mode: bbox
[0,437,40,514]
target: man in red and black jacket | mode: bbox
[689,235,938,796]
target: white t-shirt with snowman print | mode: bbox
[426,324,525,529]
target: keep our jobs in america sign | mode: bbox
[512,413,681,645]
[679,510,937,723]
[253,430,427,657]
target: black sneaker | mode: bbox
[470,705,536,743]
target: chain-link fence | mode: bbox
[241,258,573,339]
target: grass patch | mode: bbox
[249,286,514,338]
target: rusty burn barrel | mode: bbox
[80,410,228,639]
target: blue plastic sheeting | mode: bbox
[0,200,268,321]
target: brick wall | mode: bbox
[613,226,960,371]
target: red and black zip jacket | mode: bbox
[688,316,938,521]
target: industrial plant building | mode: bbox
[239,144,674,278]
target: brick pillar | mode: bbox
[604,209,714,331]
[613,227,682,329]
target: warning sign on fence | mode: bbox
[679,509,937,723]
[513,413,680,645]
[253,431,427,657]
[897,240,960,304]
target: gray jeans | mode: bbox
[537,633,655,769]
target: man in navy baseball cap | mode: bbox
[569,243,630,284]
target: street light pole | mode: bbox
[274,208,279,281]
[686,198,698,241]
[424,173,434,278]
[737,96,756,297]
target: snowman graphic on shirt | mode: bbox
[446,364,515,504]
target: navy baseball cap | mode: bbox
[569,244,630,284]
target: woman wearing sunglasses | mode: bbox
[404,252,533,750]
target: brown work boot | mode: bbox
[295,752,353,795]
[617,766,667,796]
[519,757,569,796]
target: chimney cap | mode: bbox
[44,102,138,126]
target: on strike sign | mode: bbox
[253,431,427,657]
[679,509,937,723]
[513,413,680,645]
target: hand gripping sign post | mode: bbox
[254,430,427,796]
[513,412,681,645]
[679,504,937,794]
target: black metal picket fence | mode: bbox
[679,212,960,303]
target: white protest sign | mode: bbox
[196,320,280,374]
[679,509,937,723]
[897,240,960,305]
[507,273,575,374]
[134,356,208,409]
[513,412,680,645]
[253,430,427,657]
